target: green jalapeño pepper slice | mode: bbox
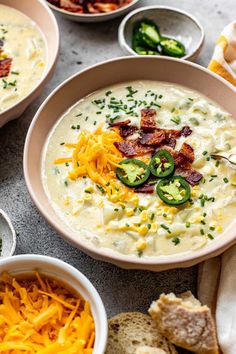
[149,150,174,178]
[134,46,160,56]
[116,158,150,187]
[132,19,161,51]
[160,37,186,58]
[156,176,191,205]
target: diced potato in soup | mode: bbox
[42,81,236,258]
[0,5,46,112]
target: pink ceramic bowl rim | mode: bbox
[24,56,236,270]
[0,0,60,117]
[46,0,141,19]
[0,254,108,353]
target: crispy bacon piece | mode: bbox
[140,130,166,146]
[179,142,194,163]
[176,168,203,186]
[60,0,83,12]
[140,108,157,131]
[0,58,12,78]
[119,125,138,138]
[164,129,181,139]
[181,125,192,137]
[114,139,154,157]
[135,184,155,193]
[48,0,131,13]
[111,119,131,127]
[165,137,177,149]
[94,3,118,12]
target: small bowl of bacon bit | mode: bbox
[0,254,108,354]
[46,0,141,22]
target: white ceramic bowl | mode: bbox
[0,254,108,354]
[118,6,205,61]
[24,56,236,272]
[0,0,59,127]
[46,0,141,23]
[0,209,16,257]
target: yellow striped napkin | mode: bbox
[208,21,236,86]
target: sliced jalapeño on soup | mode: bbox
[156,176,191,205]
[149,149,175,178]
[116,158,150,187]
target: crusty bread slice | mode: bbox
[149,292,219,354]
[105,312,178,354]
[136,346,168,354]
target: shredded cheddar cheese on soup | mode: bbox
[54,125,134,202]
[0,272,95,354]
[54,125,123,186]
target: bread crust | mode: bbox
[149,293,219,354]
[105,312,178,354]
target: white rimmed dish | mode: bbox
[24,56,236,272]
[118,6,205,61]
[46,0,141,23]
[0,0,59,128]
[0,254,108,354]
[0,209,16,257]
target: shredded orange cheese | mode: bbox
[0,272,95,354]
[54,125,134,201]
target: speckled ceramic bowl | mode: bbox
[46,0,141,23]
[0,254,108,354]
[24,56,236,272]
[0,209,16,257]
[118,6,205,61]
[0,0,59,128]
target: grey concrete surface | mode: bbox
[0,0,234,317]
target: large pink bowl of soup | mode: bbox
[24,56,236,271]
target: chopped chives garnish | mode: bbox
[160,224,171,234]
[202,151,208,156]
[172,237,180,245]
[223,177,229,183]
[171,116,181,125]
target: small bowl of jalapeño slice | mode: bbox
[118,6,205,61]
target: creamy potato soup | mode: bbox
[0,5,46,112]
[42,81,236,258]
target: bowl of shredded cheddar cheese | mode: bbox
[0,254,108,354]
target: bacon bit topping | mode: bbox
[140,130,166,146]
[113,108,201,185]
[135,184,155,193]
[119,125,138,138]
[0,58,12,78]
[179,142,194,163]
[181,125,192,137]
[176,167,203,186]
[48,0,131,14]
[111,119,131,127]
[58,0,83,12]
[165,137,176,149]
[114,139,154,157]
[140,108,157,131]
